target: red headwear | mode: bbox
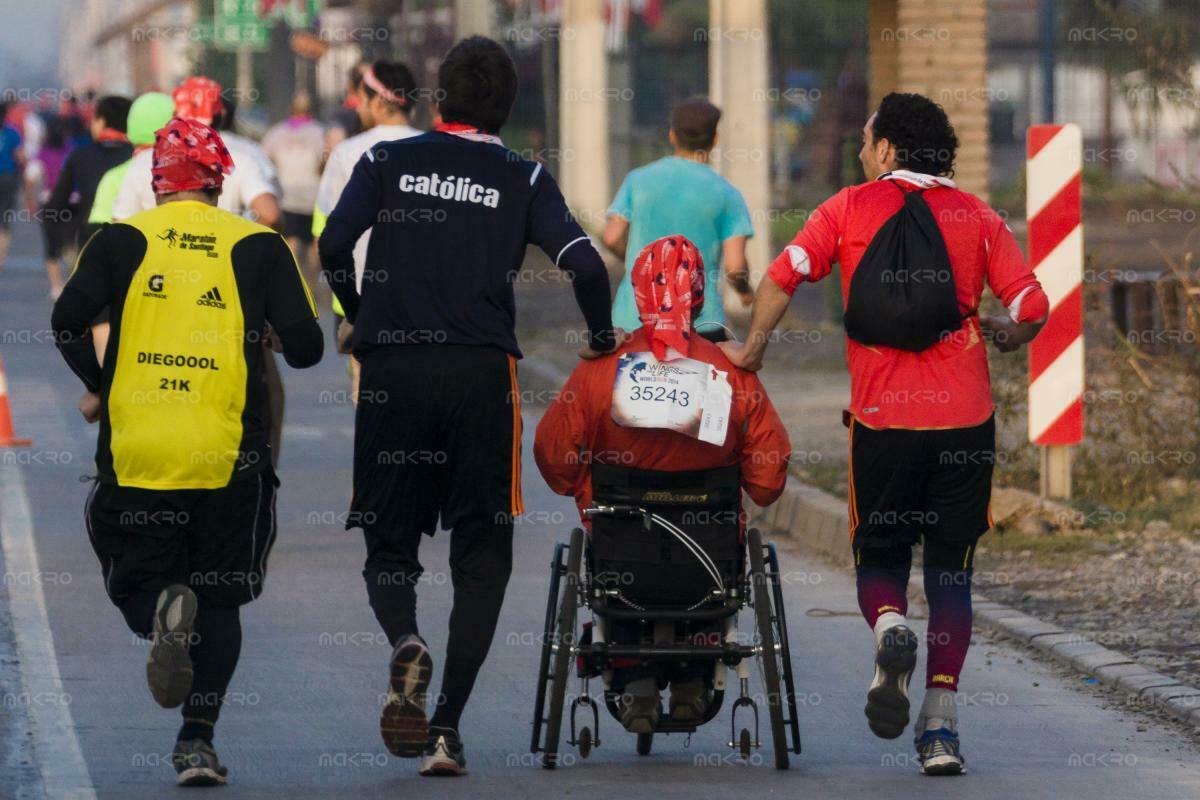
[172,77,225,126]
[151,118,235,195]
[631,235,705,361]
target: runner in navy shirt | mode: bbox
[318,36,618,777]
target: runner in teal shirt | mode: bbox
[603,98,755,339]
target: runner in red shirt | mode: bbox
[721,92,1048,776]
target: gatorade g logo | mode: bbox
[144,274,167,299]
[197,286,227,310]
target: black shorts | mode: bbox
[849,415,995,555]
[350,345,522,541]
[86,468,280,608]
[282,211,314,244]
[0,172,16,229]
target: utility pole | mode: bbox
[708,0,772,305]
[1040,0,1057,123]
[559,0,610,233]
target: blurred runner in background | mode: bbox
[25,116,74,299]
[602,97,755,343]
[85,92,175,364]
[314,59,422,401]
[324,61,369,158]
[112,78,280,229]
[44,94,132,248]
[51,118,322,787]
[263,92,324,296]
[0,101,24,268]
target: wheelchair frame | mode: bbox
[531,515,802,769]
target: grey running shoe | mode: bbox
[173,738,229,786]
[667,677,712,722]
[419,727,467,777]
[380,634,433,757]
[618,678,661,734]
[147,585,198,709]
[916,727,967,775]
[864,625,918,739]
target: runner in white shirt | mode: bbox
[112,78,281,228]
[263,92,325,293]
[312,59,422,401]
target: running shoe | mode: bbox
[618,678,661,734]
[915,727,966,775]
[147,584,198,709]
[380,634,433,757]
[419,727,467,776]
[667,677,712,722]
[173,738,229,786]
[864,624,918,739]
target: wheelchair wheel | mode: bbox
[543,528,584,769]
[748,528,788,770]
[636,732,652,756]
[531,540,567,754]
[767,542,802,754]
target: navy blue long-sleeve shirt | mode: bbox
[318,131,615,358]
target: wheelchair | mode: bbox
[531,464,802,769]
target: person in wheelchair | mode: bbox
[534,234,791,734]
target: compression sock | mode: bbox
[856,564,911,632]
[923,566,973,694]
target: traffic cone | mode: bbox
[0,354,32,448]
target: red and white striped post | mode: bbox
[1026,123,1084,499]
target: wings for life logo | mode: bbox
[197,287,227,310]
[143,273,167,300]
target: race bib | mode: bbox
[611,352,732,445]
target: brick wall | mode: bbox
[868,0,990,199]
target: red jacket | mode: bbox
[534,328,791,522]
[768,171,1047,431]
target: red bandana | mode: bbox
[172,77,225,126]
[632,235,705,360]
[151,119,234,195]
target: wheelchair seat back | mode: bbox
[589,464,743,610]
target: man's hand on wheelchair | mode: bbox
[579,328,631,360]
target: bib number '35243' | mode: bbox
[610,351,732,445]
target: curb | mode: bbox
[750,475,1200,730]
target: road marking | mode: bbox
[0,463,97,799]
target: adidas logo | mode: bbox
[197,287,227,309]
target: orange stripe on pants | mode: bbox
[508,355,524,516]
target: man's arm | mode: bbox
[318,150,381,325]
[249,193,282,231]
[719,189,848,371]
[601,215,629,261]
[51,228,113,393]
[527,167,617,355]
[979,202,1049,352]
[721,234,753,306]
[260,233,323,368]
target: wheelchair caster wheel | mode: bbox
[738,728,752,761]
[578,726,593,759]
[636,732,652,756]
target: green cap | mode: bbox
[127,92,175,146]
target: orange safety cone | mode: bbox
[0,354,32,448]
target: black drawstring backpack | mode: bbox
[842,183,964,351]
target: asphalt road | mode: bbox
[2,220,1200,798]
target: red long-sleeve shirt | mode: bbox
[534,328,792,522]
[768,171,1047,431]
